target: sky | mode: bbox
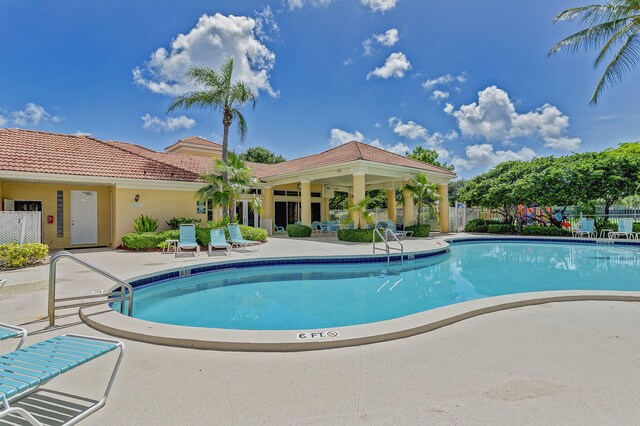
[1,0,638,178]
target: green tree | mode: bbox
[447,179,468,207]
[240,146,286,164]
[348,196,374,229]
[549,1,640,104]
[403,173,440,225]
[407,146,454,171]
[168,58,257,175]
[197,152,256,223]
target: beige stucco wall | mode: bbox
[167,147,222,159]
[111,187,208,248]
[1,182,112,249]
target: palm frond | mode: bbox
[594,20,639,66]
[554,4,620,25]
[232,109,248,140]
[591,31,640,103]
[167,91,222,112]
[548,17,630,55]
[230,82,258,108]
[221,58,234,92]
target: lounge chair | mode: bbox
[208,229,231,256]
[273,224,286,234]
[386,220,413,239]
[311,221,321,235]
[0,279,5,290]
[609,219,634,239]
[227,224,261,251]
[572,218,595,238]
[176,224,200,257]
[0,322,27,350]
[0,334,124,425]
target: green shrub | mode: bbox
[206,216,231,229]
[287,224,312,238]
[133,214,158,233]
[405,224,431,237]
[166,217,201,230]
[0,243,49,269]
[634,223,640,233]
[240,225,268,242]
[122,230,179,250]
[464,219,501,233]
[337,229,384,242]
[522,226,571,237]
[487,224,516,234]
[595,219,616,234]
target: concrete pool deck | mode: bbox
[2,234,640,424]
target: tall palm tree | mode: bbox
[168,58,257,169]
[348,196,374,229]
[404,174,439,226]
[549,1,640,104]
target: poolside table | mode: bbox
[599,229,614,239]
[162,239,179,253]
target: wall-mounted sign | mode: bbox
[130,203,142,208]
[196,201,206,215]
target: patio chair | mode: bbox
[208,229,231,256]
[176,224,200,257]
[328,221,340,234]
[572,218,595,238]
[0,278,5,290]
[0,322,27,351]
[311,221,321,235]
[386,220,413,239]
[609,219,634,239]
[0,334,124,425]
[228,224,261,251]
[273,224,287,234]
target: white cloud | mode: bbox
[363,28,399,55]
[343,57,354,66]
[133,13,277,97]
[370,139,409,155]
[431,90,450,101]
[374,122,382,128]
[388,117,427,140]
[422,73,466,91]
[141,114,196,132]
[254,6,279,42]
[443,103,455,115]
[287,0,334,10]
[361,0,398,13]
[0,103,61,126]
[452,143,537,171]
[367,52,411,80]
[329,128,407,155]
[329,128,364,146]
[73,130,91,136]
[451,86,581,150]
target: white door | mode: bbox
[71,191,98,245]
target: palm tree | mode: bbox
[198,152,256,223]
[168,58,257,170]
[404,174,439,226]
[348,196,374,229]
[549,1,640,104]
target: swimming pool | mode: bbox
[117,240,640,331]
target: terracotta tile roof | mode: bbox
[0,128,201,182]
[164,136,222,151]
[258,141,456,178]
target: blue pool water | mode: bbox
[122,241,640,330]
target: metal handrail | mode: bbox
[48,251,133,327]
[373,228,404,266]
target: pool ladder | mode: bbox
[373,228,404,266]
[47,251,133,327]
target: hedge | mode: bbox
[0,243,49,269]
[122,225,267,250]
[521,226,571,237]
[487,224,516,234]
[337,229,384,243]
[286,224,312,238]
[464,219,502,233]
[405,224,431,237]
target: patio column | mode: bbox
[387,189,396,223]
[262,186,273,234]
[351,172,366,228]
[300,179,311,226]
[402,183,415,226]
[322,196,330,221]
[438,183,449,233]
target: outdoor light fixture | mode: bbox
[134,194,140,202]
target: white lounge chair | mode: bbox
[208,229,231,256]
[609,219,634,239]
[572,218,595,238]
[0,322,27,351]
[176,224,200,257]
[0,334,124,425]
[228,224,260,251]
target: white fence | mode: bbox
[0,211,42,244]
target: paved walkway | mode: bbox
[1,235,639,425]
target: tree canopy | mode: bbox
[240,146,286,164]
[407,146,454,171]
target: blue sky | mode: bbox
[1,0,638,178]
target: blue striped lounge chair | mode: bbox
[176,224,200,257]
[227,224,261,251]
[609,219,634,239]
[208,229,231,256]
[0,323,27,351]
[0,334,124,425]
[572,218,595,238]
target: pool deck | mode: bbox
[2,234,640,424]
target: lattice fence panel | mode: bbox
[0,212,42,244]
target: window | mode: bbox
[311,192,322,198]
[274,190,286,196]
